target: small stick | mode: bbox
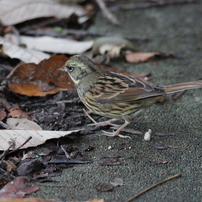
[125,173,182,202]
[0,140,15,160]
[83,108,97,124]
[95,0,120,26]
[60,145,71,159]
[8,136,32,154]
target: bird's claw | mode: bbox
[101,130,132,139]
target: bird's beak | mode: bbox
[59,65,66,72]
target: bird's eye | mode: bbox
[67,66,74,72]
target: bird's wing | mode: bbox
[92,74,165,103]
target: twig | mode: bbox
[110,0,197,11]
[8,136,32,154]
[60,145,71,159]
[95,0,120,26]
[83,108,97,124]
[0,140,15,160]
[125,173,182,202]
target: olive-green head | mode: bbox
[60,55,102,85]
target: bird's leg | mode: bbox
[88,118,117,127]
[83,108,118,127]
[102,110,144,138]
[102,120,131,139]
[83,108,97,124]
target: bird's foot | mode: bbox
[110,126,142,135]
[101,130,132,139]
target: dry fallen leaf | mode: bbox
[0,0,85,26]
[6,118,42,130]
[0,36,50,63]
[7,105,31,120]
[7,55,74,96]
[92,37,135,57]
[0,129,82,150]
[125,52,160,63]
[5,34,94,55]
[21,36,93,54]
[0,177,39,197]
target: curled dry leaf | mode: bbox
[0,36,50,63]
[92,37,135,58]
[0,0,85,26]
[125,52,160,63]
[7,55,75,96]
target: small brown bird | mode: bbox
[60,55,202,138]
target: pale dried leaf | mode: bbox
[0,37,50,63]
[20,36,94,54]
[92,37,135,57]
[7,118,43,130]
[0,0,85,26]
[0,129,82,150]
[125,52,158,63]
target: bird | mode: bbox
[59,54,202,138]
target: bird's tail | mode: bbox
[164,80,202,94]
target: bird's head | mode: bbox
[60,55,101,85]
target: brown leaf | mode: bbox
[0,177,39,197]
[125,52,160,63]
[7,105,31,119]
[7,55,75,96]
